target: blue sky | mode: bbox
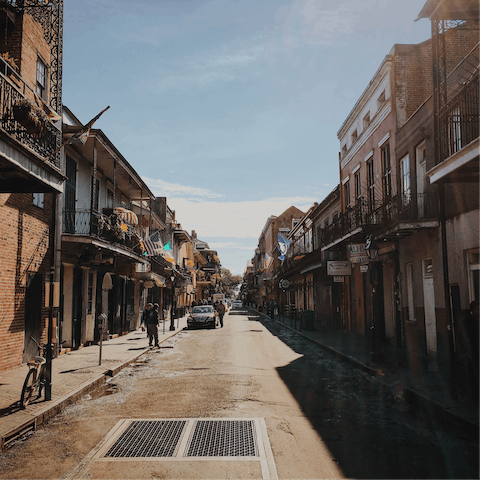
[63,0,431,274]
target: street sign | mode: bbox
[334,276,345,283]
[327,261,351,276]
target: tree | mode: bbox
[220,268,243,298]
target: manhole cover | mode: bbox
[186,419,257,457]
[104,420,186,458]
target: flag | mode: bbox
[47,106,110,159]
[163,241,172,251]
[265,253,273,270]
[277,233,290,261]
[143,231,164,256]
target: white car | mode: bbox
[232,300,243,309]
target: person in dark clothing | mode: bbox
[143,303,159,347]
[457,300,479,403]
[216,301,226,327]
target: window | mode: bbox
[36,58,47,100]
[400,155,411,205]
[363,112,371,129]
[292,219,299,229]
[344,181,351,208]
[467,249,479,303]
[381,142,392,199]
[106,189,114,209]
[406,263,415,322]
[341,144,347,158]
[377,90,386,110]
[351,129,358,143]
[367,159,375,211]
[355,172,361,203]
[32,193,44,209]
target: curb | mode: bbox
[253,309,479,435]
[1,326,186,450]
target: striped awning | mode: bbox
[114,207,138,225]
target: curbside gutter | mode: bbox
[1,327,186,450]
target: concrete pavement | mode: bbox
[0,317,188,450]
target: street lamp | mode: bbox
[169,273,175,331]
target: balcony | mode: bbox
[62,208,146,256]
[321,193,439,249]
[0,56,61,168]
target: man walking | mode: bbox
[143,303,159,347]
[216,301,226,328]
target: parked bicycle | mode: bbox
[20,336,47,409]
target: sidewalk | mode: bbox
[256,310,479,437]
[0,317,188,450]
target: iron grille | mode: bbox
[186,420,257,457]
[104,420,186,458]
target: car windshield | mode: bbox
[192,306,214,314]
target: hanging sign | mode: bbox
[279,279,290,289]
[348,243,369,263]
[327,261,351,276]
[143,280,154,288]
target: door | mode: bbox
[422,259,437,355]
[72,267,83,349]
[23,272,43,362]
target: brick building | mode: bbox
[0,1,64,372]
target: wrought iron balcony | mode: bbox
[321,193,439,248]
[62,209,145,255]
[0,56,61,168]
[438,43,480,162]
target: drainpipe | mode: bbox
[438,182,457,399]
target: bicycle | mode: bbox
[20,336,47,409]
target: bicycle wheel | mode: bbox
[20,369,37,409]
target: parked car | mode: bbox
[232,300,243,309]
[187,305,219,329]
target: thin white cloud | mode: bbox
[143,177,223,199]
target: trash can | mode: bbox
[302,310,315,331]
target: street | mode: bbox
[0,308,478,480]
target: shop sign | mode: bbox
[348,244,369,263]
[360,264,368,273]
[334,276,345,283]
[327,261,351,276]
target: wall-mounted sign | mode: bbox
[360,264,368,273]
[334,276,345,283]
[348,244,369,263]
[327,261,351,276]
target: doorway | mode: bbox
[72,267,83,349]
[422,258,437,355]
[23,272,43,362]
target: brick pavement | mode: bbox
[0,318,187,449]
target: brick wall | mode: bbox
[0,193,53,373]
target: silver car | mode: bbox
[187,305,219,329]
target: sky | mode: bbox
[62,0,431,275]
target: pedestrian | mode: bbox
[457,300,479,403]
[216,301,226,327]
[144,303,159,347]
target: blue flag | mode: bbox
[277,233,290,261]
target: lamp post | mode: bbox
[169,273,175,331]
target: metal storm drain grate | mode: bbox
[104,420,186,458]
[186,420,257,457]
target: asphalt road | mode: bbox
[0,308,478,479]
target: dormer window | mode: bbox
[377,90,386,110]
[363,112,371,129]
[351,129,358,143]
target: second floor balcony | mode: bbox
[0,56,61,169]
[62,208,146,257]
[321,193,439,249]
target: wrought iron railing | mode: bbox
[320,193,439,247]
[438,43,480,162]
[62,209,145,254]
[0,57,61,168]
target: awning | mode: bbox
[133,272,166,287]
[114,207,138,225]
[300,262,323,275]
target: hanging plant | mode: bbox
[13,97,49,136]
